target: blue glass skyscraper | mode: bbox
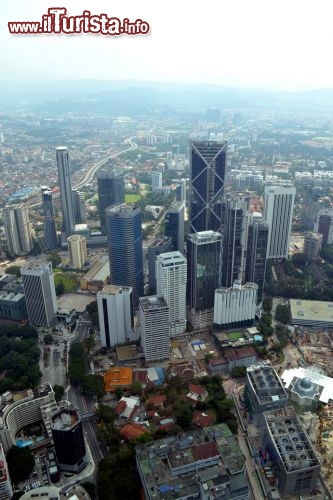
[106,203,144,306]
[189,140,227,233]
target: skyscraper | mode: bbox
[189,140,227,233]
[139,296,170,362]
[67,234,87,269]
[264,185,296,259]
[3,204,33,256]
[151,171,162,192]
[97,171,125,234]
[21,261,57,327]
[221,193,250,288]
[313,208,333,247]
[106,204,144,306]
[56,146,74,238]
[97,285,134,347]
[72,190,87,224]
[148,236,172,294]
[186,231,222,328]
[51,407,87,473]
[156,251,187,337]
[0,443,13,500]
[245,214,269,303]
[41,186,58,249]
[164,202,185,253]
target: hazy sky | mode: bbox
[2,0,333,90]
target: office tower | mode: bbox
[148,236,172,294]
[263,407,320,498]
[245,214,269,303]
[56,146,75,238]
[51,407,87,472]
[41,186,58,249]
[3,204,33,256]
[72,190,87,224]
[106,204,144,306]
[245,361,288,424]
[0,443,13,500]
[97,171,125,234]
[187,231,222,328]
[176,178,186,203]
[221,193,250,288]
[303,232,323,259]
[151,171,162,192]
[189,140,227,233]
[139,296,170,362]
[67,234,87,269]
[97,285,134,347]
[21,261,57,327]
[313,208,333,247]
[206,107,221,123]
[164,202,185,253]
[156,251,187,337]
[264,185,296,259]
[214,281,258,330]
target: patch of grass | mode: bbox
[125,193,141,203]
[54,272,78,293]
[226,331,243,340]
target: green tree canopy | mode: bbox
[6,446,35,484]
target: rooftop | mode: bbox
[281,366,333,404]
[290,299,333,326]
[225,346,257,362]
[139,295,168,311]
[246,361,288,406]
[104,367,133,391]
[51,409,78,430]
[99,284,132,296]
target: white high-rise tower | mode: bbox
[156,251,187,337]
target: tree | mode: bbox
[81,482,96,500]
[174,401,193,429]
[96,404,116,424]
[43,333,54,345]
[6,446,35,484]
[82,374,104,398]
[231,366,247,378]
[262,296,273,312]
[292,253,307,267]
[129,381,142,396]
[6,266,21,277]
[55,281,65,296]
[275,304,290,324]
[53,384,65,401]
[46,251,61,268]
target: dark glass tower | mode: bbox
[221,193,250,288]
[106,203,144,306]
[51,407,87,473]
[164,202,185,253]
[186,231,222,328]
[189,140,227,233]
[148,236,172,294]
[56,146,74,239]
[41,187,58,249]
[98,171,125,234]
[245,216,268,303]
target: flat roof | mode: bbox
[281,366,333,404]
[104,367,133,390]
[116,345,140,361]
[290,299,333,326]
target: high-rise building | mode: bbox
[303,232,323,259]
[148,236,172,294]
[214,281,258,330]
[263,406,320,498]
[3,204,33,256]
[164,202,185,253]
[56,146,75,238]
[245,214,269,303]
[106,204,144,306]
[97,285,134,347]
[176,178,186,204]
[189,140,227,233]
[97,171,125,234]
[156,251,187,337]
[0,443,13,500]
[67,234,87,269]
[313,208,333,247]
[187,231,222,328]
[264,185,296,259]
[41,186,58,249]
[221,193,250,288]
[139,296,170,362]
[21,261,57,327]
[151,171,162,192]
[206,107,221,123]
[51,407,87,473]
[72,190,87,224]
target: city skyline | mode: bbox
[1,0,333,90]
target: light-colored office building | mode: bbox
[303,231,323,259]
[151,171,162,192]
[67,234,87,269]
[97,285,134,347]
[0,443,13,500]
[3,204,33,256]
[156,251,187,337]
[21,261,57,327]
[214,281,258,329]
[139,296,170,362]
[264,185,296,259]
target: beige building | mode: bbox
[67,234,87,269]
